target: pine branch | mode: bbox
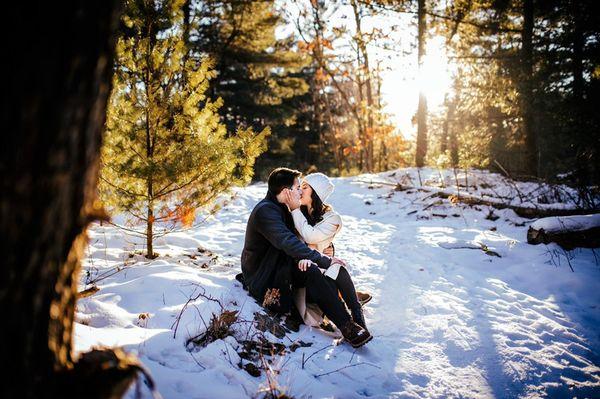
[99,175,147,199]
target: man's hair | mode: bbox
[268,167,302,195]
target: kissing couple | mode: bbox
[238,167,372,348]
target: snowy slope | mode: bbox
[75,168,600,398]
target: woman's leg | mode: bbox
[335,267,367,329]
[304,265,351,330]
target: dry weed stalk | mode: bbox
[262,288,281,308]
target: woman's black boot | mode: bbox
[351,307,367,331]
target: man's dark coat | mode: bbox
[241,191,331,313]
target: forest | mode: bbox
[2,0,599,398]
[104,0,600,184]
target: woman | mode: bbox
[289,172,371,331]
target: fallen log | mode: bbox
[527,214,600,250]
[77,285,100,299]
[430,191,599,219]
[357,179,599,219]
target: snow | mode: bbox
[530,214,600,233]
[75,168,600,398]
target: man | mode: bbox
[240,167,372,348]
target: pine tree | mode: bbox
[101,0,268,258]
[431,0,599,182]
[191,0,309,177]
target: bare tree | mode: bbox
[415,0,428,167]
[351,0,376,171]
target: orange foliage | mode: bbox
[156,204,197,227]
[320,38,333,50]
[175,205,196,227]
[315,67,329,82]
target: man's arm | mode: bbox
[255,203,331,269]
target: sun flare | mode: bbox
[418,36,454,107]
[382,35,454,139]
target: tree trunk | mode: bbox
[146,196,155,259]
[441,114,448,154]
[521,0,537,176]
[449,131,459,168]
[145,138,155,258]
[441,96,456,155]
[351,0,376,172]
[183,0,192,48]
[144,32,156,259]
[350,0,375,172]
[182,0,192,79]
[1,2,142,398]
[310,1,327,166]
[415,0,428,167]
[571,1,584,101]
[449,72,462,168]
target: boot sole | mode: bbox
[349,333,373,348]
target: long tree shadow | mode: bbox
[464,277,600,398]
[362,219,600,398]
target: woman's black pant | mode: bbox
[333,266,362,317]
[292,264,362,329]
[292,264,351,328]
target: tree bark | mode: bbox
[449,72,462,168]
[441,96,456,155]
[449,126,459,167]
[147,196,155,259]
[144,21,157,259]
[571,1,584,101]
[1,2,142,398]
[183,0,192,48]
[351,0,375,172]
[415,0,428,168]
[521,0,537,176]
[146,114,155,258]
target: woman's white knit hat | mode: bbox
[303,173,334,203]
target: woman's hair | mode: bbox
[300,186,331,226]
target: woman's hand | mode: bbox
[298,259,312,272]
[284,189,301,210]
[331,257,349,269]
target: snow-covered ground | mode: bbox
[75,168,600,398]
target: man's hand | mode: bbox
[298,259,312,272]
[284,189,301,211]
[323,243,334,257]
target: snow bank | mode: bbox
[531,214,600,233]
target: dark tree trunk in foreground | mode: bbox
[1,2,142,398]
[415,0,428,168]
